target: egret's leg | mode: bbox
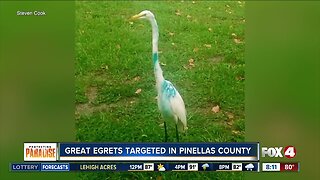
[164,121,168,142]
[175,124,179,142]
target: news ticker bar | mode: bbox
[11,162,300,172]
[11,162,260,172]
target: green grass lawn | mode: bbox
[75,1,245,179]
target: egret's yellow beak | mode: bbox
[130,14,143,21]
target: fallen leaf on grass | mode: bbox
[168,32,174,36]
[175,10,181,16]
[184,59,196,69]
[171,42,176,46]
[192,1,196,4]
[188,58,195,67]
[211,105,220,113]
[133,76,140,81]
[129,21,133,25]
[193,47,199,53]
[236,76,245,81]
[135,88,142,94]
[160,62,166,66]
[231,33,237,37]
[226,112,234,119]
[204,44,212,48]
[227,122,233,126]
[208,28,212,32]
[187,15,192,19]
[234,38,243,44]
[232,130,241,135]
[101,65,109,70]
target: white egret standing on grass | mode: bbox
[130,10,187,142]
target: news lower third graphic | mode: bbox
[9,143,300,172]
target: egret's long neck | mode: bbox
[149,17,164,91]
[151,18,158,54]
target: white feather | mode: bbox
[169,91,187,132]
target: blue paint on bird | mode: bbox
[158,80,177,119]
[153,53,158,64]
[159,95,172,114]
[162,80,177,98]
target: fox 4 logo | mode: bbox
[261,146,296,158]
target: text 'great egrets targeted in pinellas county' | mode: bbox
[64,146,252,155]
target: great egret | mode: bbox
[130,10,187,142]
